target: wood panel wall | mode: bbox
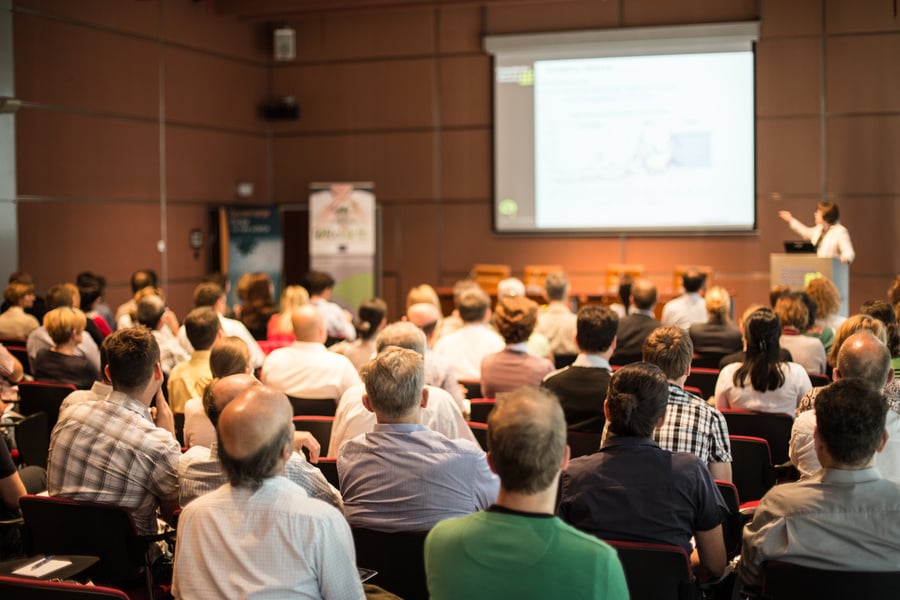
[13,0,269,315]
[11,0,900,320]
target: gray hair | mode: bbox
[362,346,425,418]
[375,321,426,356]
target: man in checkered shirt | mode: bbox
[642,326,733,482]
[48,327,180,535]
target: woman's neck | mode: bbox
[53,340,78,356]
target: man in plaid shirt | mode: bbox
[642,326,733,482]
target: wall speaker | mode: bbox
[273,27,296,61]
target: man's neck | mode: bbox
[495,484,558,515]
[376,409,420,425]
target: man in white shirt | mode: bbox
[303,270,356,342]
[178,283,265,369]
[433,287,504,381]
[261,305,361,401]
[328,322,476,457]
[173,384,364,600]
[661,269,708,331]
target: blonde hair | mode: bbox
[805,277,841,318]
[828,314,887,367]
[406,284,441,310]
[704,286,731,322]
[44,307,87,345]
[275,286,309,333]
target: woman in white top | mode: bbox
[778,202,854,263]
[715,308,811,416]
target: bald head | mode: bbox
[203,373,260,428]
[836,332,892,389]
[291,305,326,343]
[407,302,441,328]
[217,385,294,489]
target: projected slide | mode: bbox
[533,52,753,230]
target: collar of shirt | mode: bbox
[106,390,153,422]
[372,423,428,434]
[505,342,529,353]
[601,434,659,451]
[819,467,883,484]
[573,353,611,369]
[190,349,212,365]
[668,383,699,404]
[633,309,655,318]
[289,340,327,352]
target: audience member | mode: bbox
[425,387,628,600]
[496,277,551,359]
[718,304,793,368]
[1,437,46,557]
[237,273,277,341]
[715,308,811,415]
[861,300,900,378]
[688,286,742,363]
[261,305,361,400]
[0,343,24,406]
[330,297,387,372]
[33,307,99,390]
[338,347,498,531]
[27,284,101,373]
[178,375,340,508]
[541,304,618,433]
[610,278,661,365]
[559,363,726,579]
[798,290,834,355]
[433,279,479,340]
[76,272,112,343]
[178,282,265,368]
[303,270,356,342]
[267,284,309,343]
[643,326,732,481]
[0,281,40,338]
[48,327,179,536]
[534,271,579,357]
[328,322,476,458]
[173,384,363,600]
[790,332,900,480]
[774,293,827,375]
[182,336,250,448]
[168,307,221,415]
[406,302,464,411]
[136,293,189,376]
[433,287,504,381]
[740,378,900,593]
[481,296,553,398]
[661,269,708,330]
[805,276,846,332]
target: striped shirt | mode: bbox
[654,384,732,464]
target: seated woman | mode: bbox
[774,293,827,375]
[267,285,309,344]
[32,307,99,390]
[329,298,387,373]
[688,286,742,365]
[480,296,554,398]
[714,308,811,415]
[0,281,39,339]
[805,276,845,332]
[798,291,834,356]
[861,300,900,378]
[238,273,278,341]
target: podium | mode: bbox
[770,254,849,317]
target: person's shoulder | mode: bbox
[553,517,621,555]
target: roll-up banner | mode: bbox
[220,206,283,308]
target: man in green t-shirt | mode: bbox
[424,387,629,600]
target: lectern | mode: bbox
[770,254,849,317]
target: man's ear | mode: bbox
[420,386,429,409]
[362,394,375,414]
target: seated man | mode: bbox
[339,347,499,531]
[558,363,726,580]
[173,385,364,599]
[407,302,464,411]
[791,332,900,480]
[178,374,341,509]
[48,328,180,536]
[642,326,732,481]
[610,279,662,366]
[328,322,476,457]
[303,270,357,342]
[136,293,189,376]
[433,287,504,382]
[425,387,628,600]
[167,307,221,416]
[261,305,361,400]
[542,304,618,432]
[740,378,900,593]
[534,271,579,357]
[661,269,708,331]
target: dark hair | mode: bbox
[682,270,706,293]
[493,296,538,344]
[203,378,222,428]
[239,274,276,334]
[105,328,160,391]
[734,308,786,392]
[487,387,566,494]
[457,288,490,323]
[218,420,293,490]
[76,272,105,311]
[818,202,839,225]
[185,307,221,350]
[45,284,76,310]
[769,285,790,309]
[131,270,157,294]
[576,304,618,353]
[798,292,818,330]
[193,282,224,308]
[606,363,669,437]
[356,298,388,341]
[631,280,657,311]
[618,275,633,312]
[815,378,886,466]
[135,294,166,329]
[860,300,900,357]
[302,270,335,296]
[642,326,693,380]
